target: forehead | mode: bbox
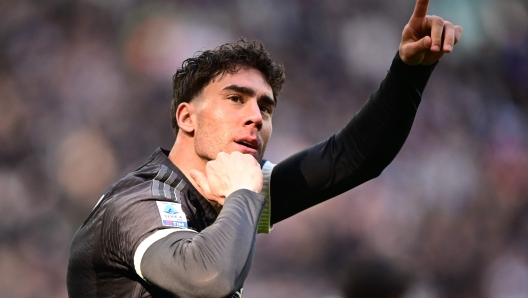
[205,68,273,98]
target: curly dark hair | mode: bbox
[170,38,285,136]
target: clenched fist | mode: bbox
[190,151,263,207]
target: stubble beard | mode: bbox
[194,122,267,164]
[194,136,266,164]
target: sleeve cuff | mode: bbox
[385,51,439,96]
[257,161,275,234]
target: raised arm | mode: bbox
[269,0,462,224]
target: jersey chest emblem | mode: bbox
[155,201,188,228]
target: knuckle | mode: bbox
[431,16,443,24]
[401,46,412,57]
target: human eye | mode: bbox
[259,105,273,114]
[228,95,242,103]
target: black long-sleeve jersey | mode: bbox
[67,53,437,297]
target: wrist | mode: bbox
[225,189,266,204]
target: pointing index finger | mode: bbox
[412,0,430,18]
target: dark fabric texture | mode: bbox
[141,190,265,298]
[269,53,437,223]
[67,149,261,297]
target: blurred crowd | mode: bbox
[1,0,528,297]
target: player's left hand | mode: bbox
[399,0,463,66]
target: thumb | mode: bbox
[190,169,210,195]
[422,36,432,49]
[401,36,431,57]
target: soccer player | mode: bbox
[67,0,462,297]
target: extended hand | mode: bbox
[190,151,263,206]
[399,0,463,66]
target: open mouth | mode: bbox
[236,141,256,149]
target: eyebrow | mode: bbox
[223,84,276,106]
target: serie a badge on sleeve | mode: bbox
[155,201,188,228]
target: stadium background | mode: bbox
[1,0,527,297]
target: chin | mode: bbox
[230,146,261,161]
[246,151,261,161]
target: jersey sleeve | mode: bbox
[99,185,195,274]
[269,52,438,224]
[137,189,266,298]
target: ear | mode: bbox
[176,102,196,134]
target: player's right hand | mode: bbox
[190,151,263,206]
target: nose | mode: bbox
[244,100,263,131]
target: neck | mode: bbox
[168,135,223,213]
[168,135,205,182]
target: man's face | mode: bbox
[191,67,275,162]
